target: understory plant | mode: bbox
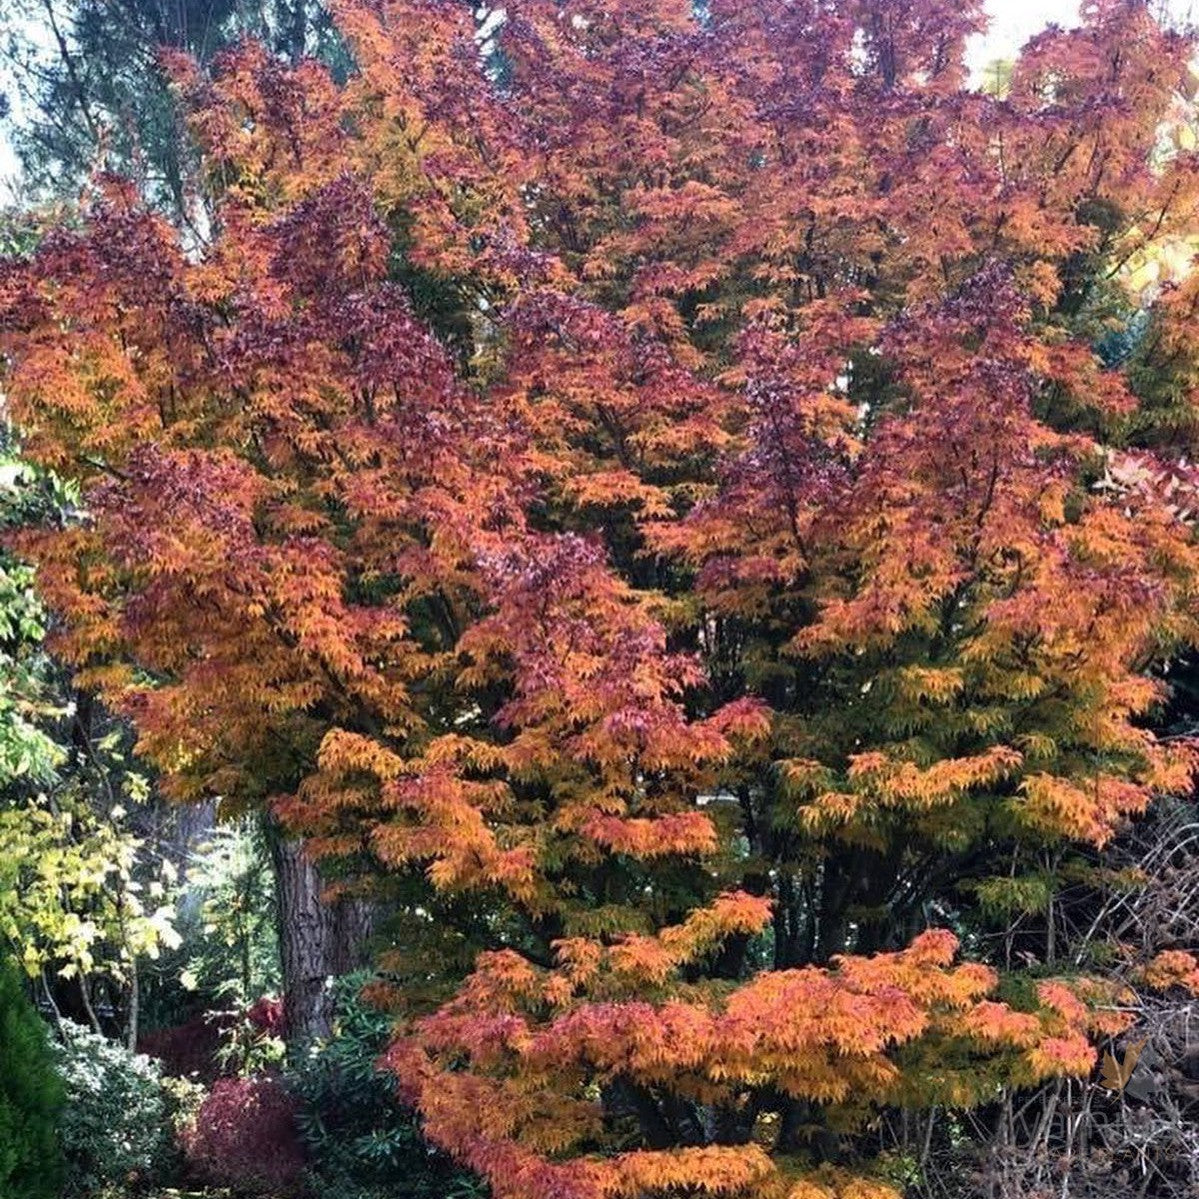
[0,955,62,1199]
[53,1020,175,1196]
[289,974,483,1199]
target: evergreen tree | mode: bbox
[0,956,63,1199]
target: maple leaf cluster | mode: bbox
[5,1,1199,1194]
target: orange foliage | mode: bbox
[4,1,1199,1195]
[1142,949,1199,994]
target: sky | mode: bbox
[966,0,1083,70]
[0,1,1195,202]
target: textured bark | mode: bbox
[268,826,373,1047]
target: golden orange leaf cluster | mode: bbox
[4,1,1199,1194]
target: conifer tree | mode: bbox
[0,956,63,1199]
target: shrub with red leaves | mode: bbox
[245,995,285,1038]
[139,1012,233,1082]
[183,1075,305,1195]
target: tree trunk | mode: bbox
[268,825,373,1048]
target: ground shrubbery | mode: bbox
[52,1021,178,1197]
[59,975,482,1199]
[182,1076,306,1196]
[289,975,483,1199]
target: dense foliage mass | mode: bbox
[52,1020,177,1195]
[290,972,483,1199]
[182,1074,306,1194]
[5,2,1199,1196]
[0,444,180,1042]
[0,955,63,1199]
[0,0,342,220]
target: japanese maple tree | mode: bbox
[5,1,1199,1196]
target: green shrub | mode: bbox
[53,1020,176,1196]
[289,974,484,1199]
[0,956,63,1199]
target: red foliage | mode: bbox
[139,1012,234,1082]
[245,995,286,1038]
[183,1076,306,1195]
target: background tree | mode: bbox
[0,440,179,1046]
[0,0,342,221]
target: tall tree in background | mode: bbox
[0,0,340,219]
[5,1,1199,1195]
[0,437,179,1048]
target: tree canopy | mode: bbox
[5,2,1199,1196]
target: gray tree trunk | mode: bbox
[268,826,373,1048]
